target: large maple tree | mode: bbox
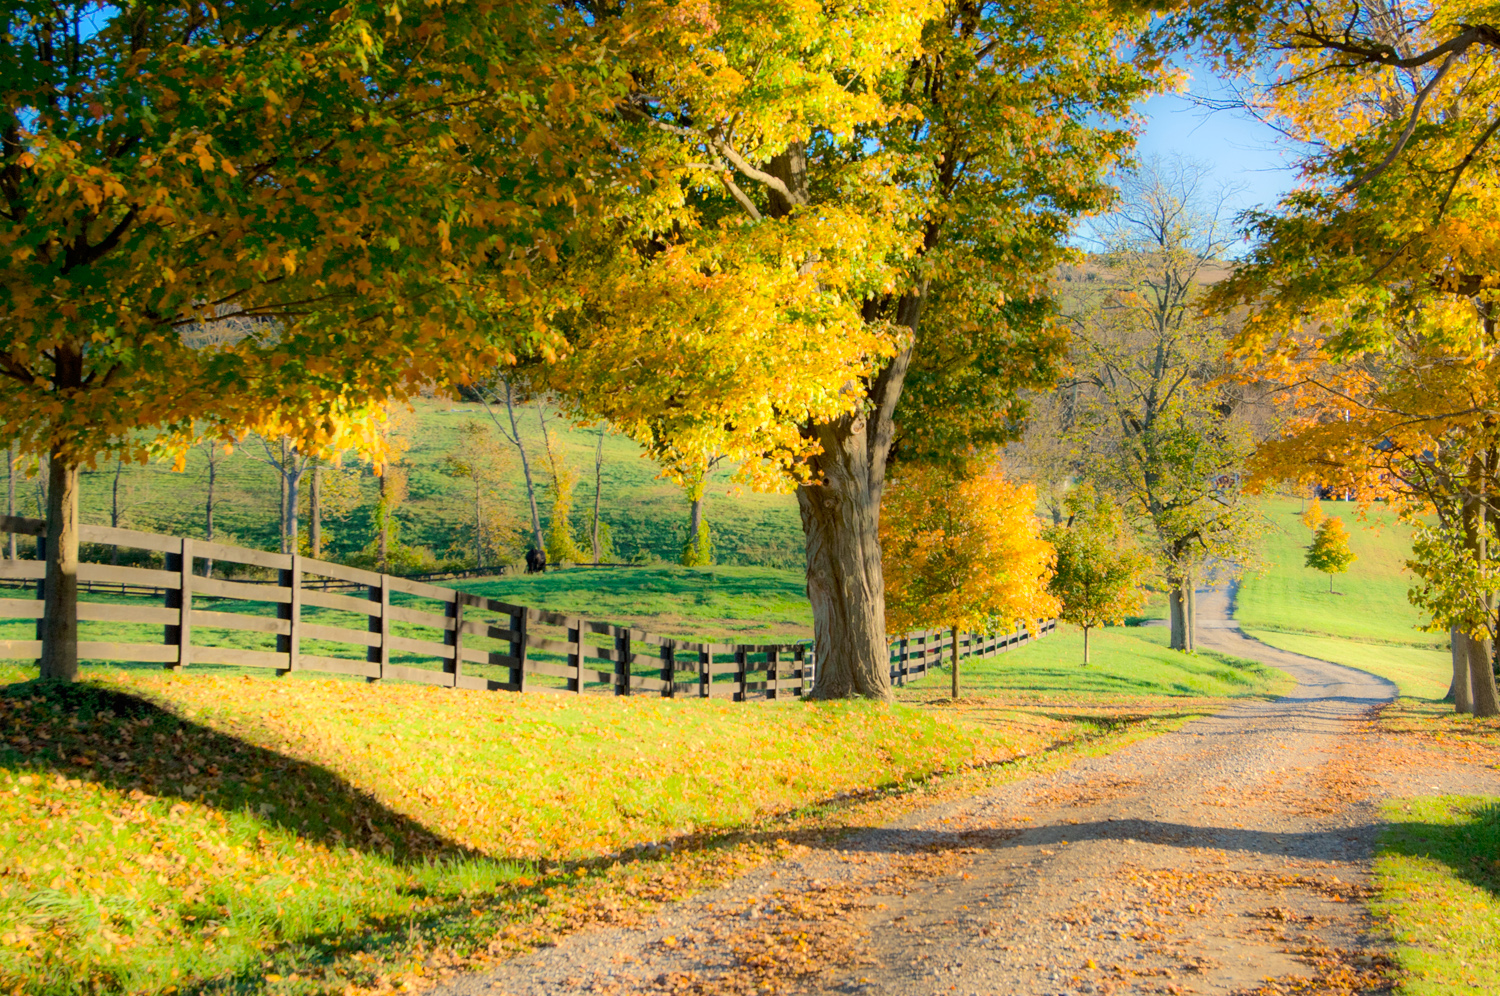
[535,0,1156,698]
[0,1,618,679]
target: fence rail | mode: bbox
[0,517,1053,699]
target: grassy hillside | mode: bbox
[6,398,805,568]
[1237,497,1451,700]
[459,565,812,643]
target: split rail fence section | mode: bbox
[0,518,1052,698]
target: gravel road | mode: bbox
[432,586,1498,996]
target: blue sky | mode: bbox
[1131,60,1303,224]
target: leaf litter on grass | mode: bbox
[0,661,1189,996]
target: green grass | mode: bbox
[1237,497,1452,700]
[1373,795,1500,994]
[457,564,811,643]
[1239,631,1450,700]
[896,623,1293,702]
[0,662,1035,995]
[1237,498,1437,647]
[10,398,805,568]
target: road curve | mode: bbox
[436,586,1423,996]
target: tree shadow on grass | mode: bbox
[1380,799,1500,901]
[0,677,475,865]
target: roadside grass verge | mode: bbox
[896,623,1294,704]
[1373,794,1500,995]
[0,660,1170,996]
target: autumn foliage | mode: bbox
[1044,487,1152,665]
[1305,518,1357,594]
[881,460,1059,640]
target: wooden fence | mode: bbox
[0,517,1052,698]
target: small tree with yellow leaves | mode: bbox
[882,459,1059,698]
[1044,485,1153,665]
[1306,517,1357,593]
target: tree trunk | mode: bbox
[204,445,216,579]
[772,140,926,700]
[473,480,484,568]
[949,626,962,698]
[378,473,390,571]
[1469,632,1500,717]
[592,429,605,565]
[309,462,322,559]
[1451,627,1473,713]
[6,440,15,560]
[285,458,300,556]
[1083,625,1091,665]
[1169,574,1195,652]
[798,366,909,701]
[278,440,290,555]
[110,456,123,565]
[1462,455,1499,716]
[39,452,80,682]
[504,380,545,553]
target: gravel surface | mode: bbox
[431,586,1500,996]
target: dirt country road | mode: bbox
[436,587,1499,996]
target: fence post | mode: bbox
[766,647,779,700]
[163,537,193,672]
[735,646,748,702]
[616,628,632,696]
[898,634,908,686]
[661,639,675,698]
[444,592,464,686]
[571,616,586,694]
[366,578,389,682]
[510,609,528,692]
[794,644,806,696]
[277,553,301,674]
[699,645,711,698]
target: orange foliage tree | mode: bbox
[881,459,1059,698]
[1184,1,1500,715]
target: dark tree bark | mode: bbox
[39,451,80,682]
[799,336,918,701]
[1168,570,1196,652]
[764,143,926,701]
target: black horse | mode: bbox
[525,548,547,574]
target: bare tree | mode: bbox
[1064,156,1260,651]
[474,374,545,554]
[254,436,311,555]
